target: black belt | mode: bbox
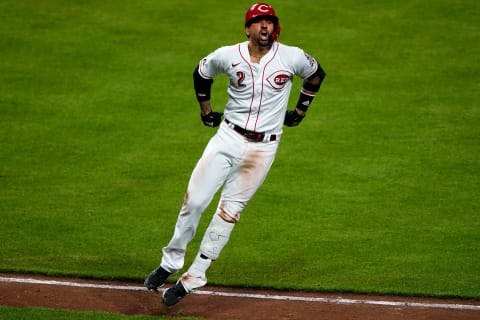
[225,119,277,142]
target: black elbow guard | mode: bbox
[193,66,213,102]
[304,63,326,92]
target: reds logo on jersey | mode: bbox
[266,71,292,89]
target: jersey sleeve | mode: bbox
[197,47,229,79]
[292,47,319,79]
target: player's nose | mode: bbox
[259,19,269,27]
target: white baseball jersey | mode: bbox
[198,41,319,134]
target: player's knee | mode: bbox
[217,201,243,222]
[218,208,238,223]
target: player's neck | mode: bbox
[248,43,272,63]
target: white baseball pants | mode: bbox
[160,120,279,273]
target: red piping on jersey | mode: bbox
[238,42,280,132]
[254,43,279,131]
[198,59,212,79]
[239,44,255,130]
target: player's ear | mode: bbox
[245,27,250,38]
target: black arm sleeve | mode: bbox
[303,62,326,92]
[193,65,213,102]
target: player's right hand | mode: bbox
[284,109,305,127]
[201,111,223,127]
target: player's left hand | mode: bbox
[201,111,223,127]
[284,109,305,127]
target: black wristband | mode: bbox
[296,89,315,112]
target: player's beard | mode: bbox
[253,31,273,48]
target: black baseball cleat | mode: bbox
[144,266,171,291]
[162,280,188,306]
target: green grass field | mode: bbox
[1,0,479,318]
[0,306,200,320]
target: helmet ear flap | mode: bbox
[272,22,280,41]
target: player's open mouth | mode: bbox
[260,31,269,40]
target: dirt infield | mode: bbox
[0,273,479,320]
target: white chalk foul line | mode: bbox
[1,276,479,311]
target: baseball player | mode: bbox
[145,3,326,306]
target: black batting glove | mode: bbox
[201,111,223,127]
[284,109,305,127]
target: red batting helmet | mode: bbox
[245,3,280,41]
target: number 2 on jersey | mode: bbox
[236,71,246,87]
